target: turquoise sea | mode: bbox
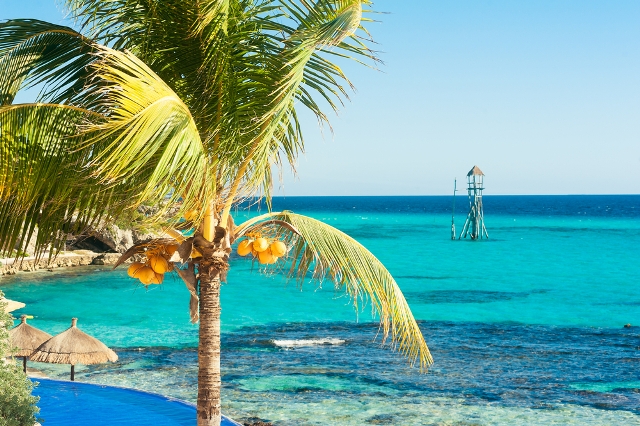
[2,195,640,425]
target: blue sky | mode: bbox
[2,0,639,195]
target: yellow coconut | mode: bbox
[127,262,145,278]
[150,272,164,285]
[149,254,170,274]
[237,240,253,256]
[137,266,156,285]
[258,248,277,265]
[253,238,269,253]
[270,241,287,257]
[251,247,258,257]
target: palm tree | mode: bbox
[0,1,433,425]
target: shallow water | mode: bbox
[3,195,640,425]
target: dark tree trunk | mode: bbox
[197,259,223,426]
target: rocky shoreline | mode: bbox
[2,221,163,276]
[1,251,124,276]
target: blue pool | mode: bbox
[32,378,241,425]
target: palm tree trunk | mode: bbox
[197,261,222,426]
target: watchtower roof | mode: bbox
[467,166,484,176]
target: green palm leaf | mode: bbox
[219,0,377,219]
[0,103,114,257]
[83,46,213,224]
[0,19,96,105]
[236,211,433,370]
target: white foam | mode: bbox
[272,338,346,348]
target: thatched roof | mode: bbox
[467,165,484,176]
[30,318,118,365]
[1,297,25,313]
[9,316,52,357]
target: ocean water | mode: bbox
[2,195,640,425]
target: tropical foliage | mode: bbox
[0,1,432,425]
[0,293,40,426]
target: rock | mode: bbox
[90,224,134,253]
[67,224,160,254]
[11,211,164,258]
[1,250,111,274]
[624,324,632,328]
[103,253,124,264]
[91,253,121,266]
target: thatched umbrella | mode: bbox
[30,318,118,381]
[1,297,25,313]
[8,315,52,372]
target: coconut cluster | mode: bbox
[127,243,178,286]
[236,236,287,264]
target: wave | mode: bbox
[272,338,346,348]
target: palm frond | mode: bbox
[216,0,373,218]
[235,210,433,370]
[83,46,213,224]
[0,19,97,105]
[193,0,231,36]
[218,1,381,213]
[63,1,207,105]
[0,103,114,258]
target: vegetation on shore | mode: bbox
[0,293,40,426]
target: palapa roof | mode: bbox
[467,165,484,176]
[9,316,52,357]
[1,297,25,313]
[30,318,118,365]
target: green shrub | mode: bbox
[0,292,40,426]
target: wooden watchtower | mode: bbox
[459,165,489,240]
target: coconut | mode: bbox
[166,244,179,256]
[253,238,269,253]
[137,266,156,285]
[150,272,164,285]
[258,248,277,265]
[127,262,145,278]
[237,240,253,256]
[270,241,287,257]
[149,255,170,274]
